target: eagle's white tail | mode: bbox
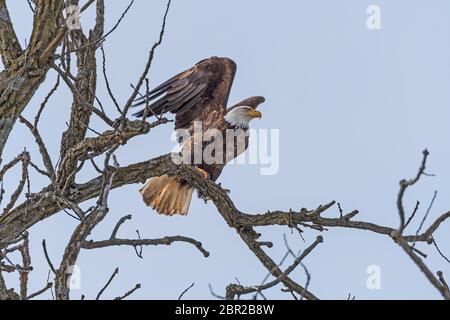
[140,175,193,216]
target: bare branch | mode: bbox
[96,267,119,300]
[83,235,210,258]
[42,240,56,275]
[2,151,30,216]
[18,232,31,299]
[0,269,18,300]
[0,0,23,67]
[392,231,450,300]
[114,283,141,300]
[178,282,195,300]
[120,0,171,117]
[226,236,323,300]
[19,116,55,177]
[34,75,61,128]
[110,214,132,239]
[27,282,53,300]
[100,46,121,113]
[412,191,438,247]
[437,271,449,291]
[404,201,420,230]
[397,149,430,232]
[432,238,450,265]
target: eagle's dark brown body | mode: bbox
[133,57,264,215]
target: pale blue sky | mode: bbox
[2,0,450,299]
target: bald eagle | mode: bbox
[133,57,264,216]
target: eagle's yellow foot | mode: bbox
[195,168,211,203]
[196,167,210,179]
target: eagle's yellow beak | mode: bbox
[247,109,262,119]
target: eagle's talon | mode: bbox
[218,183,230,194]
[198,192,210,203]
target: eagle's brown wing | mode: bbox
[132,57,237,130]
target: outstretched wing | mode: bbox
[132,57,237,130]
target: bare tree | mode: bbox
[0,1,449,300]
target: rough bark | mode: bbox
[59,0,104,186]
[0,1,65,161]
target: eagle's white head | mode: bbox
[225,106,262,129]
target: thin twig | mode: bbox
[42,240,57,275]
[178,282,195,300]
[397,149,430,233]
[27,282,53,300]
[96,267,119,300]
[114,284,141,300]
[121,0,172,117]
[413,191,438,247]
